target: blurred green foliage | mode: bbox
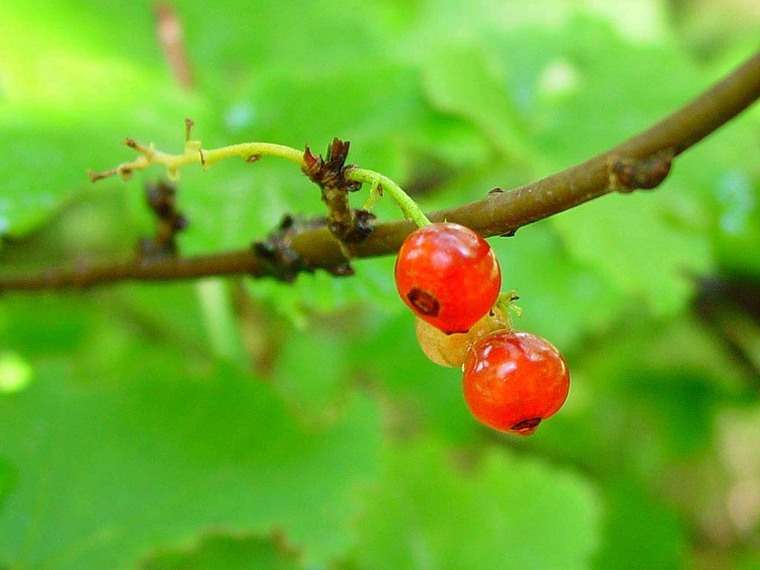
[0,1,759,568]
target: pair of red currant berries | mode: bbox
[394,222,569,436]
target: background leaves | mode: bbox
[0,0,759,568]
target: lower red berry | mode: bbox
[462,330,569,435]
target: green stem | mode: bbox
[347,168,431,227]
[200,142,305,167]
[92,137,434,227]
[90,139,307,182]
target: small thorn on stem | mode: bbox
[124,137,150,154]
[245,154,262,163]
[199,148,206,167]
[184,118,194,142]
[87,168,117,183]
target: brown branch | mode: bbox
[1,50,759,293]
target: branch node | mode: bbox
[328,208,377,243]
[610,148,675,193]
[252,215,353,282]
[302,138,370,244]
[302,138,360,190]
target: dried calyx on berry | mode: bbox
[414,306,509,368]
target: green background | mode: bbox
[0,1,759,568]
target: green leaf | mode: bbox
[0,458,17,509]
[141,533,302,570]
[355,311,483,443]
[550,193,711,315]
[0,187,138,271]
[736,552,760,570]
[593,482,687,570]
[713,171,760,276]
[501,16,695,166]
[0,0,207,234]
[422,42,530,160]
[0,343,381,569]
[355,439,601,570]
[271,318,353,427]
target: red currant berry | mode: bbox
[394,223,501,334]
[462,330,569,435]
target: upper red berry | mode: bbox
[394,223,501,334]
[462,330,569,435]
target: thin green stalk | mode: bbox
[200,142,306,167]
[91,135,430,227]
[348,168,431,227]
